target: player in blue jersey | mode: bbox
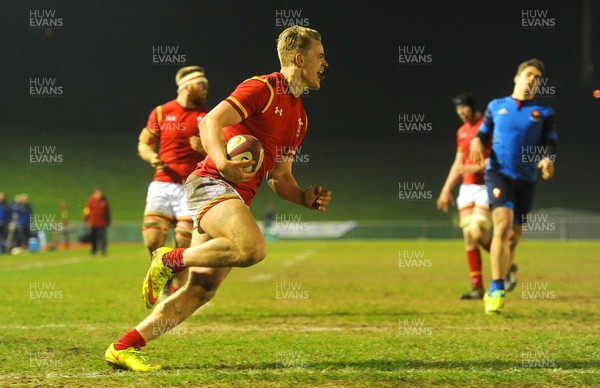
[470,58,557,315]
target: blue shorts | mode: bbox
[485,170,536,225]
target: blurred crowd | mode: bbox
[0,192,34,253]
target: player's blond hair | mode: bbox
[175,66,206,84]
[516,58,545,76]
[277,26,322,67]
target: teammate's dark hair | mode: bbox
[452,92,476,111]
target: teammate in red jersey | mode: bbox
[437,93,492,300]
[106,26,331,371]
[137,66,209,294]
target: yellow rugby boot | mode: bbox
[484,289,506,315]
[105,343,160,372]
[142,247,174,309]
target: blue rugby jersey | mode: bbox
[478,97,557,181]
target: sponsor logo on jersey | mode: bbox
[498,108,509,115]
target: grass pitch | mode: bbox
[1,239,599,387]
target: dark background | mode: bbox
[1,0,599,221]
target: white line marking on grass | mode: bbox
[0,323,389,333]
[281,242,327,268]
[9,257,87,271]
[247,273,274,282]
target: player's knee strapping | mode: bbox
[174,220,193,241]
[459,213,473,229]
[471,213,492,231]
[142,214,172,233]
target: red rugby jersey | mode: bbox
[457,116,485,185]
[195,72,308,205]
[145,100,208,183]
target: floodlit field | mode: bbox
[2,239,599,387]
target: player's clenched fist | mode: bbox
[537,157,554,180]
[303,185,332,212]
[150,154,165,172]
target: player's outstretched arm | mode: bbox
[267,156,331,212]
[199,101,255,183]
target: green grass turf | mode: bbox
[1,239,599,387]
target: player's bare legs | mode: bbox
[136,230,231,342]
[136,265,232,342]
[459,207,485,299]
[172,219,193,289]
[484,206,513,313]
[470,206,492,250]
[142,213,171,255]
[490,207,513,280]
[502,225,522,291]
[181,200,266,268]
[506,226,522,275]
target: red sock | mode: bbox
[481,238,492,252]
[114,328,146,350]
[163,248,186,273]
[466,249,484,289]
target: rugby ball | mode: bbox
[225,134,264,173]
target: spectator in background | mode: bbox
[83,187,111,256]
[11,194,33,249]
[60,201,70,248]
[0,192,10,252]
[263,204,275,240]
